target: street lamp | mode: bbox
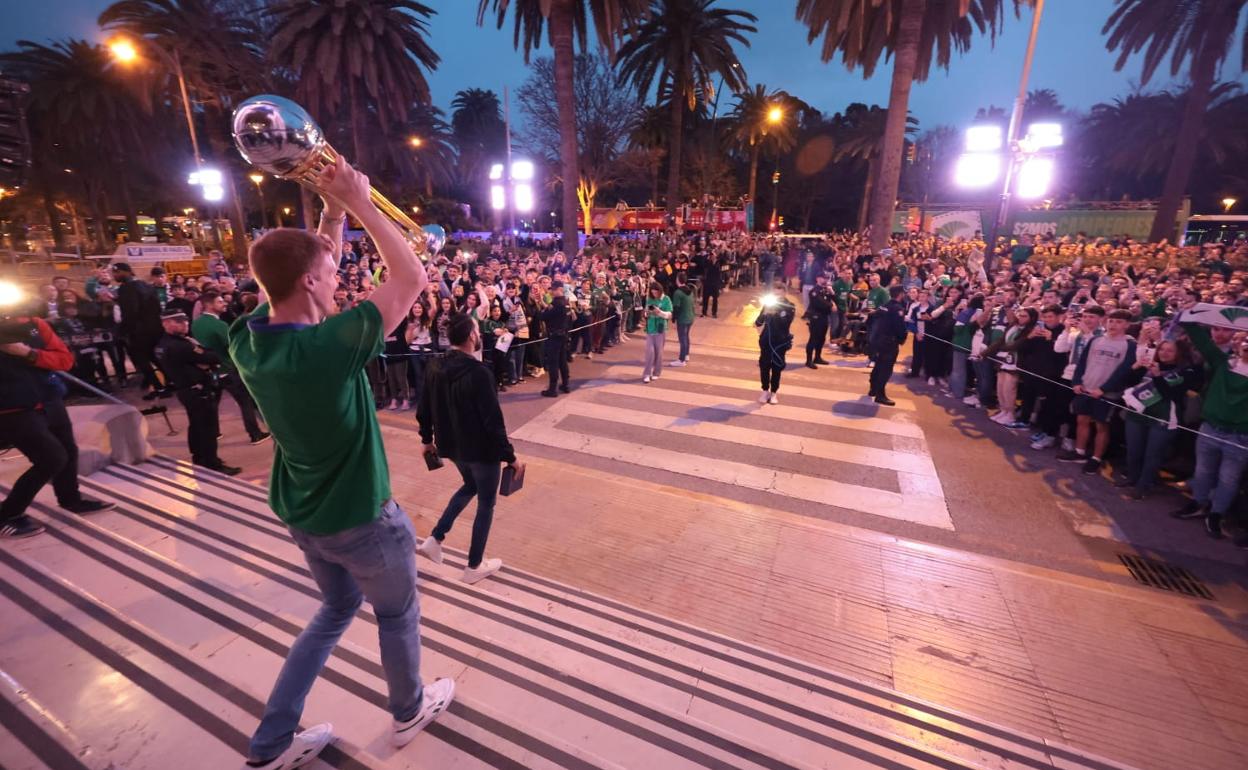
[248,172,268,229]
[188,168,224,202]
[766,105,783,125]
[1223,197,1238,213]
[109,36,202,169]
[408,136,423,148]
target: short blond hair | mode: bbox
[248,228,330,304]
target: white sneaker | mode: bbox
[416,536,443,565]
[462,558,502,585]
[393,678,456,748]
[768,392,779,405]
[642,375,651,383]
[651,373,660,379]
[1060,437,1075,452]
[246,723,333,769]
[669,360,686,367]
[758,390,770,404]
[1031,435,1057,450]
[962,395,980,407]
[927,377,936,386]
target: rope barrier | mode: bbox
[905,328,1248,452]
[379,310,623,360]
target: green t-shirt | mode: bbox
[645,295,673,334]
[867,286,889,309]
[670,288,695,325]
[228,301,390,535]
[831,279,852,311]
[191,312,234,371]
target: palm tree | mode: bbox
[727,84,804,217]
[450,88,506,191]
[627,103,670,205]
[829,103,918,230]
[478,0,648,251]
[617,0,755,217]
[0,40,152,248]
[267,0,439,167]
[100,0,266,256]
[797,0,1013,251]
[1103,0,1248,241]
[1024,88,1065,120]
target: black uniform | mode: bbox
[867,298,908,402]
[698,253,723,318]
[154,332,226,469]
[116,277,163,390]
[804,283,835,366]
[755,297,796,394]
[539,296,571,395]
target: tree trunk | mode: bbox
[868,0,924,252]
[42,192,64,249]
[550,0,582,254]
[664,85,686,218]
[1149,48,1217,243]
[747,142,759,226]
[859,155,880,232]
[116,171,141,245]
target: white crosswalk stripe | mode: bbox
[512,369,953,530]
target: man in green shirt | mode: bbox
[866,274,889,310]
[229,157,454,769]
[669,273,696,366]
[192,289,268,444]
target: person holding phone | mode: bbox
[416,314,519,584]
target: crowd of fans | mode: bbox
[28,225,1248,549]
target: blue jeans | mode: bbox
[676,322,692,362]
[949,350,969,399]
[432,460,501,568]
[1190,423,1248,514]
[1123,417,1174,492]
[250,500,423,761]
[974,357,997,405]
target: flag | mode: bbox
[1179,303,1248,331]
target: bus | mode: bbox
[1182,215,1248,247]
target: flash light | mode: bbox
[0,280,25,309]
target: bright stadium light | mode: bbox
[954,153,1002,188]
[490,185,506,210]
[1024,122,1063,150]
[511,160,534,181]
[188,167,225,202]
[515,183,534,212]
[1016,157,1054,199]
[488,163,504,181]
[965,125,1003,153]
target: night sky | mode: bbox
[2,0,1239,133]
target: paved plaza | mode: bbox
[2,291,1246,770]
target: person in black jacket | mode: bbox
[153,312,240,475]
[538,282,571,397]
[111,262,164,398]
[803,272,834,368]
[755,280,797,405]
[868,286,907,406]
[416,314,519,585]
[1,309,114,540]
[698,251,722,318]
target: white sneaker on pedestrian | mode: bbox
[1060,437,1075,452]
[462,558,502,585]
[245,723,333,770]
[962,395,980,407]
[758,390,770,404]
[416,536,443,565]
[642,375,652,383]
[651,373,660,379]
[393,679,456,748]
[927,376,936,386]
[669,360,686,367]
[768,391,779,405]
[1030,435,1057,450]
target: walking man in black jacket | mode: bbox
[868,286,908,406]
[416,314,520,584]
[539,283,571,397]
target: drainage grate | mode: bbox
[1118,554,1214,600]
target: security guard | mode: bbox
[804,272,835,369]
[538,282,572,397]
[153,311,241,475]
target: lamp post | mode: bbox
[1223,197,1238,213]
[248,173,268,229]
[109,36,202,170]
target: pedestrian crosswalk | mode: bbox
[511,366,953,530]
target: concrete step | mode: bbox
[0,457,1137,770]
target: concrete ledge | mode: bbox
[68,404,152,474]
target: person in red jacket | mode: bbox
[1,311,114,539]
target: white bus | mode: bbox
[1182,215,1248,247]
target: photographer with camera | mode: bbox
[153,311,241,476]
[415,313,520,584]
[1,303,114,539]
[755,280,797,405]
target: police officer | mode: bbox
[153,311,241,475]
[804,272,835,369]
[538,282,571,398]
[867,286,908,407]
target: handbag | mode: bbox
[499,462,525,496]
